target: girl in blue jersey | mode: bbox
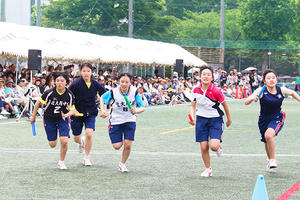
[245,69,300,172]
[69,63,106,166]
[100,73,145,172]
[30,72,79,170]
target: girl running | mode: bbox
[30,72,79,169]
[100,73,145,172]
[68,63,106,166]
[189,66,232,177]
[245,69,300,172]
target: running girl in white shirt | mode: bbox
[189,66,232,177]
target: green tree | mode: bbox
[167,9,241,46]
[42,0,173,39]
[240,0,297,41]
[164,0,219,19]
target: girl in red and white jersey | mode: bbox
[189,66,232,177]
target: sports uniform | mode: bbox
[102,85,144,144]
[68,77,106,135]
[258,85,285,143]
[40,87,74,141]
[192,83,225,142]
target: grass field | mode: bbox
[1,100,300,200]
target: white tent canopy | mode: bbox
[0,22,207,67]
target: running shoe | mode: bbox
[1,110,10,115]
[57,162,67,170]
[119,162,129,172]
[266,159,276,172]
[201,168,212,177]
[83,157,92,166]
[269,159,277,168]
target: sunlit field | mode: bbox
[1,100,300,199]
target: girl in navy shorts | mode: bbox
[100,73,145,172]
[69,63,106,166]
[30,72,79,170]
[245,69,300,172]
[189,66,232,177]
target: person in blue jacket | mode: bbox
[69,63,106,166]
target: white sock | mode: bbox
[58,160,64,165]
[84,155,90,160]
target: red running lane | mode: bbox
[276,181,300,200]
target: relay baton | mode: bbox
[32,122,36,136]
[30,113,36,136]
[124,95,132,109]
[124,95,135,115]
[188,114,194,125]
[75,113,84,117]
[257,85,266,98]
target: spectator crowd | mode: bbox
[0,63,262,120]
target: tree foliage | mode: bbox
[239,0,297,41]
[42,0,174,39]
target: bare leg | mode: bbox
[59,136,68,161]
[200,141,210,168]
[121,140,132,164]
[264,128,276,159]
[84,128,94,156]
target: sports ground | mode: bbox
[1,100,300,200]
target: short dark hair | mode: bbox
[199,66,214,82]
[80,63,93,71]
[262,69,276,81]
[53,72,70,84]
[118,73,132,81]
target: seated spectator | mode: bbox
[103,69,112,77]
[105,79,113,90]
[44,74,54,91]
[13,79,29,107]
[0,64,3,77]
[170,87,186,105]
[221,84,233,98]
[161,91,171,104]
[0,78,18,115]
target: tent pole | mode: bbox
[16,55,19,85]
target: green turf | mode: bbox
[1,100,300,199]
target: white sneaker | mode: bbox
[57,162,67,170]
[0,115,7,119]
[269,159,277,168]
[266,159,277,172]
[1,110,10,115]
[83,157,92,166]
[119,162,129,172]
[201,168,213,177]
[79,136,85,153]
[216,146,223,157]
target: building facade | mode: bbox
[0,0,48,26]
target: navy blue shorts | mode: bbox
[43,119,70,141]
[0,98,6,108]
[109,122,136,144]
[195,116,224,142]
[71,115,96,136]
[258,112,286,143]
